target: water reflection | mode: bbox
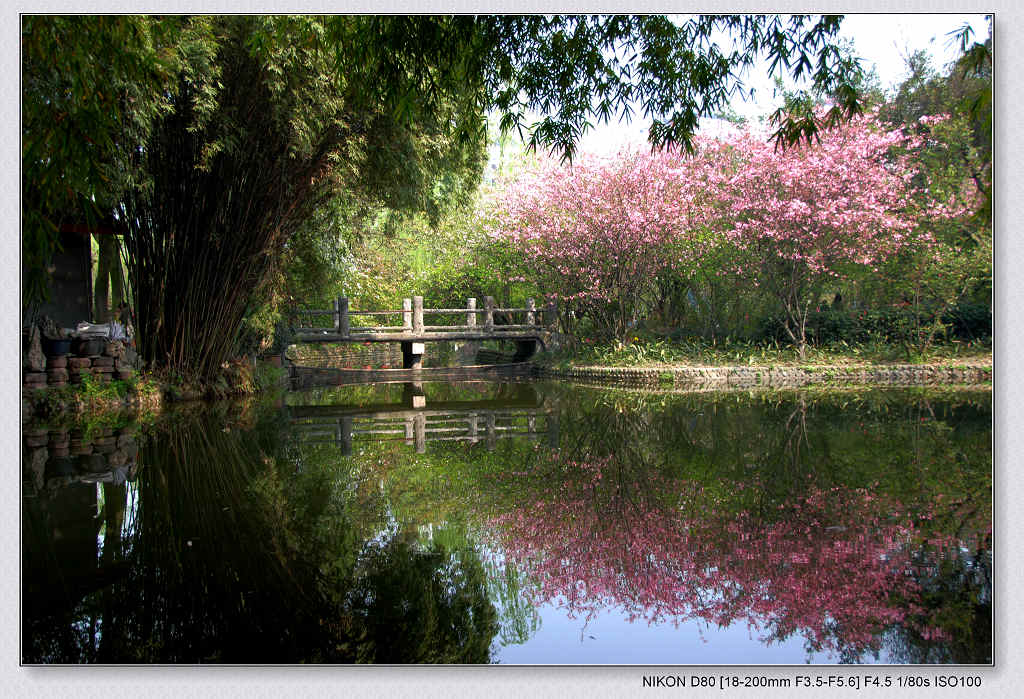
[22,383,991,664]
[288,381,558,454]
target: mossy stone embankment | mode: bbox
[533,362,992,389]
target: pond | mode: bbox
[22,380,992,664]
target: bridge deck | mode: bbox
[294,329,547,343]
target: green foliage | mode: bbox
[21,15,181,304]
[541,332,991,369]
[653,228,771,341]
[758,302,991,348]
[478,15,865,159]
[339,531,499,663]
[879,36,991,225]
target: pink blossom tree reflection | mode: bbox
[482,453,963,658]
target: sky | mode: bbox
[575,13,991,154]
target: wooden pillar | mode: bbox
[467,412,479,443]
[485,412,496,451]
[547,412,559,449]
[404,417,414,446]
[484,296,495,331]
[466,298,477,328]
[403,298,412,331]
[527,415,537,441]
[414,413,426,454]
[335,296,349,337]
[546,299,557,330]
[412,295,424,334]
[340,416,353,456]
[526,298,536,326]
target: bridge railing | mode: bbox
[291,409,558,454]
[293,295,556,338]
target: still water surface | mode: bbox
[22,381,991,664]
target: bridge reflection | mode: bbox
[288,382,558,454]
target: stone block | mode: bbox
[91,356,115,368]
[24,372,47,386]
[123,347,140,369]
[47,356,67,369]
[47,368,69,382]
[26,326,46,372]
[116,370,135,381]
[104,341,125,357]
[68,357,92,369]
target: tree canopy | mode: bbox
[23,13,874,378]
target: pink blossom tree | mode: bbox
[706,115,928,359]
[495,115,967,354]
[494,149,707,342]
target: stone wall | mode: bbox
[288,342,403,369]
[534,363,992,389]
[23,341,137,391]
[289,341,487,369]
[23,425,139,497]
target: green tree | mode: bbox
[879,26,991,224]
[21,15,182,305]
[872,28,992,352]
[24,14,868,379]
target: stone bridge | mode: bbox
[293,295,555,368]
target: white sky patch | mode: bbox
[571,13,991,156]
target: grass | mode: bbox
[539,334,992,370]
[24,371,164,432]
[26,360,289,428]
